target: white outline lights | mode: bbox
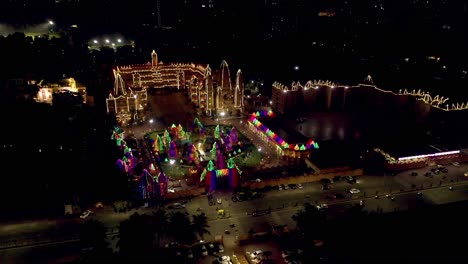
[397,150,460,161]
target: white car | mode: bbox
[187,249,193,259]
[297,183,303,189]
[316,204,328,210]
[80,210,93,219]
[349,188,361,194]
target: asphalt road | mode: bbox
[1,164,467,263]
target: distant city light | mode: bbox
[169,159,176,165]
[105,39,110,43]
[269,100,272,105]
[220,112,225,116]
[117,39,122,43]
[48,20,54,25]
[294,65,300,71]
[258,148,262,152]
[149,119,154,124]
[93,40,98,44]
[111,43,115,46]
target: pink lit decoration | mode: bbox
[224,134,232,151]
[187,144,199,162]
[168,141,178,158]
[170,124,178,139]
[229,127,238,144]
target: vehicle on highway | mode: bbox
[80,209,93,219]
[316,204,328,210]
[349,188,360,194]
[168,203,185,209]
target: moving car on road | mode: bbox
[80,210,93,219]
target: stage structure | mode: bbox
[106,69,148,125]
[114,50,245,116]
[247,110,319,159]
[200,158,242,192]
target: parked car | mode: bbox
[217,244,224,253]
[410,172,418,176]
[296,183,303,189]
[201,245,208,256]
[349,188,360,194]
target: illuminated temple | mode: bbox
[114,50,244,116]
[106,69,148,124]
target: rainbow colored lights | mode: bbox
[248,111,319,150]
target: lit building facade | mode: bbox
[114,50,244,117]
[34,78,87,105]
[106,70,148,125]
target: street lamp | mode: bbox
[149,119,154,124]
[48,20,54,25]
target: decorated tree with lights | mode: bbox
[163,130,171,149]
[192,117,204,134]
[214,124,221,140]
[177,124,186,139]
[152,134,165,152]
[210,142,218,158]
